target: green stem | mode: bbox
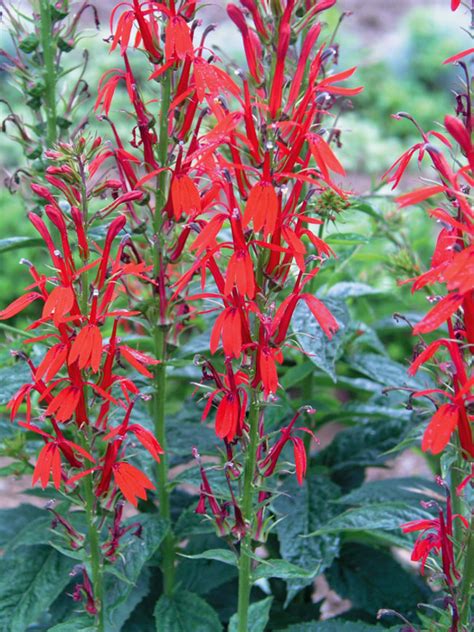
[459,513,474,629]
[78,164,104,628]
[84,468,105,632]
[451,456,464,548]
[153,326,175,595]
[39,0,57,145]
[152,70,175,595]
[237,396,260,632]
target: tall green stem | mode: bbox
[459,513,474,628]
[153,326,175,595]
[39,0,57,146]
[78,166,104,629]
[237,396,261,632]
[152,71,175,595]
[84,467,105,632]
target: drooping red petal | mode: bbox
[302,294,339,339]
[0,292,42,320]
[422,403,459,454]
[413,294,464,335]
[113,462,155,507]
[128,425,164,462]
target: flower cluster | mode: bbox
[387,14,473,628]
[0,137,163,618]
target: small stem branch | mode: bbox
[39,0,57,145]
[237,396,261,632]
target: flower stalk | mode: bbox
[39,0,58,145]
[237,396,261,632]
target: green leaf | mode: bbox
[336,477,439,506]
[279,621,395,631]
[154,590,222,632]
[326,282,383,299]
[0,363,31,406]
[0,236,43,253]
[309,501,433,536]
[326,233,369,246]
[176,536,237,596]
[48,617,96,631]
[180,548,238,567]
[253,559,318,582]
[326,544,430,620]
[166,409,221,467]
[316,415,416,490]
[6,516,53,550]
[228,597,273,632]
[273,472,341,603]
[0,505,44,547]
[174,507,215,538]
[105,515,168,630]
[280,361,315,389]
[346,352,426,389]
[292,297,350,381]
[0,545,72,632]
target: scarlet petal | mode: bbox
[33,443,61,490]
[171,174,201,220]
[413,294,464,335]
[302,294,339,339]
[129,425,164,462]
[113,462,155,507]
[291,437,307,485]
[0,292,42,321]
[422,403,459,454]
[215,394,239,441]
[69,325,103,373]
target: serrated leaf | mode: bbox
[48,617,96,631]
[0,504,44,547]
[326,544,430,620]
[310,501,433,536]
[253,559,318,581]
[105,515,167,630]
[316,415,416,490]
[181,548,237,567]
[0,545,72,632]
[346,352,426,389]
[0,236,43,253]
[176,536,237,596]
[279,621,396,631]
[0,363,31,406]
[326,282,383,299]
[154,590,222,631]
[166,412,221,467]
[292,297,350,381]
[228,597,273,632]
[335,477,439,506]
[273,473,341,603]
[6,516,52,550]
[174,507,215,539]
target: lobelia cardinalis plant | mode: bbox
[167,1,361,629]
[94,0,245,599]
[0,137,164,629]
[384,1,474,629]
[94,0,361,627]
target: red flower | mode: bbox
[165,15,193,61]
[113,462,155,507]
[69,324,103,373]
